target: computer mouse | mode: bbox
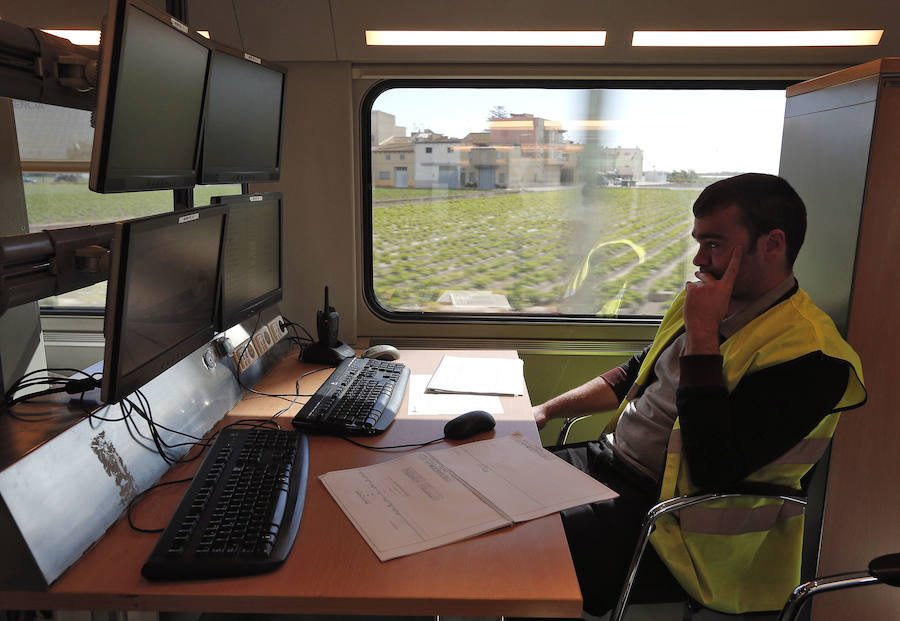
[443,410,496,441]
[361,344,401,360]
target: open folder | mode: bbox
[319,434,618,561]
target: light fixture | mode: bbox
[197,30,210,39]
[365,30,606,46]
[632,30,883,47]
[41,30,101,46]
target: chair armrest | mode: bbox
[869,552,900,587]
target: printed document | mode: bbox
[425,355,525,396]
[319,434,618,561]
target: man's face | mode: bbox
[691,204,761,299]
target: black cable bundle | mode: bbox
[4,368,102,415]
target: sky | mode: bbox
[372,87,786,174]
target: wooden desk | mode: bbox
[0,350,583,617]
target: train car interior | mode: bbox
[0,0,898,619]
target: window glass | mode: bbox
[367,86,785,318]
[13,101,240,310]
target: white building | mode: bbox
[412,130,462,189]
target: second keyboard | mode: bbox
[291,357,409,435]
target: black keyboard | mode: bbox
[141,427,309,581]
[291,357,410,436]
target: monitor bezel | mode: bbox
[198,44,287,185]
[101,205,228,405]
[210,192,284,331]
[89,0,213,193]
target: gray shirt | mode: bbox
[611,274,798,482]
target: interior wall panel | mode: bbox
[252,62,359,345]
[812,75,900,621]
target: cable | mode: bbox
[340,435,446,451]
[127,476,193,533]
[4,368,102,409]
[280,315,314,343]
[230,313,332,401]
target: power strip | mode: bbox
[233,339,259,372]
[232,314,288,372]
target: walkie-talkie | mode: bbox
[302,286,355,364]
[317,286,340,347]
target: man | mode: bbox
[535,173,866,615]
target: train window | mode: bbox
[13,101,239,310]
[364,82,787,320]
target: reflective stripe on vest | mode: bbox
[680,502,805,535]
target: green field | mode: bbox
[372,187,701,316]
[24,178,700,316]
[23,178,241,229]
[24,178,240,308]
[373,187,469,201]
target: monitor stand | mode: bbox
[301,340,355,365]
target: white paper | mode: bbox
[425,355,525,396]
[407,374,504,415]
[319,451,510,561]
[429,434,619,522]
[320,434,618,561]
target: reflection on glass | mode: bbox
[369,87,785,318]
[14,100,242,311]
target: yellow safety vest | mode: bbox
[610,287,866,613]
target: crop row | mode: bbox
[371,187,702,314]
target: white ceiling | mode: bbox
[4,0,898,68]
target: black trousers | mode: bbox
[551,441,687,616]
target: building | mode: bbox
[370,110,406,147]
[371,136,414,188]
[597,146,644,184]
[412,130,462,189]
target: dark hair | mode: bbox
[692,173,807,267]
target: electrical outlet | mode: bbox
[253,326,274,354]
[233,339,258,372]
[268,315,288,341]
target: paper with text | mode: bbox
[319,451,510,561]
[320,434,618,561]
[425,355,525,396]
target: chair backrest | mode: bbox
[800,442,833,585]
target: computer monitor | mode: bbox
[211,193,283,331]
[89,0,212,193]
[101,205,228,405]
[199,45,286,184]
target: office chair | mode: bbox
[555,417,831,621]
[610,487,807,621]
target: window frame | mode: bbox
[361,78,793,327]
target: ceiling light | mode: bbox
[366,30,606,46]
[632,30,883,47]
[42,30,101,45]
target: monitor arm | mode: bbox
[0,224,115,314]
[0,19,106,315]
[0,20,97,111]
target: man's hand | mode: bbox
[684,246,741,354]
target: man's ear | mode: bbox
[764,228,787,260]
